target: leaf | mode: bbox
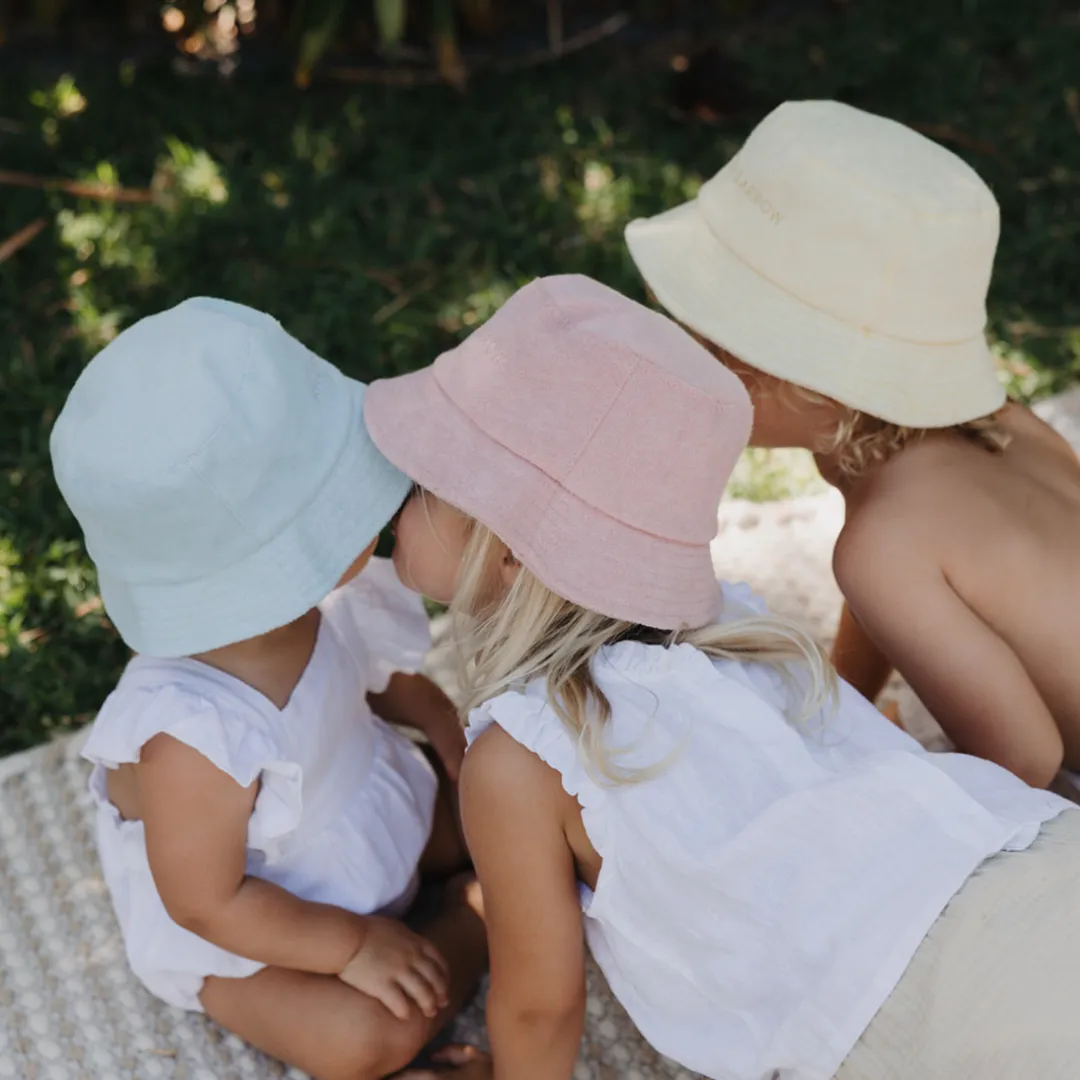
[374,0,407,51]
[293,0,349,88]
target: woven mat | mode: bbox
[3,390,1078,1079]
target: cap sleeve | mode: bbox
[466,687,609,856]
[82,678,302,848]
[321,556,431,693]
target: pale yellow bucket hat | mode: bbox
[625,100,1006,428]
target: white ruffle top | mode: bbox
[82,558,438,1011]
[466,581,1072,1080]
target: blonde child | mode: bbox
[365,275,1079,1080]
[625,99,1080,789]
[50,299,486,1080]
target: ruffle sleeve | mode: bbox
[82,679,303,850]
[466,687,610,857]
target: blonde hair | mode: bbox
[450,522,837,784]
[792,384,1012,478]
[692,335,1011,479]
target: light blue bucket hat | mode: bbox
[50,297,412,658]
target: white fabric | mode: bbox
[835,810,1080,1080]
[49,297,412,658]
[466,581,1071,1080]
[81,558,438,1012]
[625,100,1005,428]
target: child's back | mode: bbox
[834,402,1080,784]
[624,99,1080,787]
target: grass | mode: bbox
[2,0,1079,750]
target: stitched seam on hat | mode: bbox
[183,348,358,582]
[422,376,711,548]
[183,329,259,536]
[533,278,633,482]
[560,352,642,481]
[698,215,985,347]
[529,281,729,479]
[535,277,734,409]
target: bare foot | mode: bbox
[397,1044,492,1078]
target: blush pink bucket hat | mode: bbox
[364,275,752,630]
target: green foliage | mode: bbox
[374,0,408,50]
[1,0,1079,751]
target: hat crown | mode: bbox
[51,298,353,587]
[431,275,752,544]
[697,100,1000,344]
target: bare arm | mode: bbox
[837,530,1063,788]
[832,600,893,703]
[461,725,586,1080]
[137,734,447,1017]
[369,671,466,781]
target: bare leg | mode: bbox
[200,884,487,1080]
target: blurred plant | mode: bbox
[0,1,656,89]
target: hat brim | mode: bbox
[625,202,1005,428]
[365,368,721,632]
[99,379,413,658]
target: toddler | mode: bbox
[50,299,486,1080]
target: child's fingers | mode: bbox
[377,981,414,1022]
[420,938,451,979]
[412,955,450,1004]
[397,969,441,1017]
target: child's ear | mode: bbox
[498,548,521,590]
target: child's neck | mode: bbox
[190,607,322,711]
[812,448,857,494]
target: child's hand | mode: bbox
[426,710,467,782]
[339,917,449,1020]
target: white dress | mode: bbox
[82,558,438,1012]
[465,581,1073,1080]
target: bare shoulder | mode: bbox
[460,722,565,808]
[833,446,957,601]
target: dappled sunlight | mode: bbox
[157,138,229,205]
[55,141,230,351]
[992,339,1058,401]
[573,159,632,239]
[1,0,1079,750]
[290,123,341,177]
[29,74,87,147]
[437,278,517,333]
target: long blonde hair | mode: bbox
[450,522,837,784]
